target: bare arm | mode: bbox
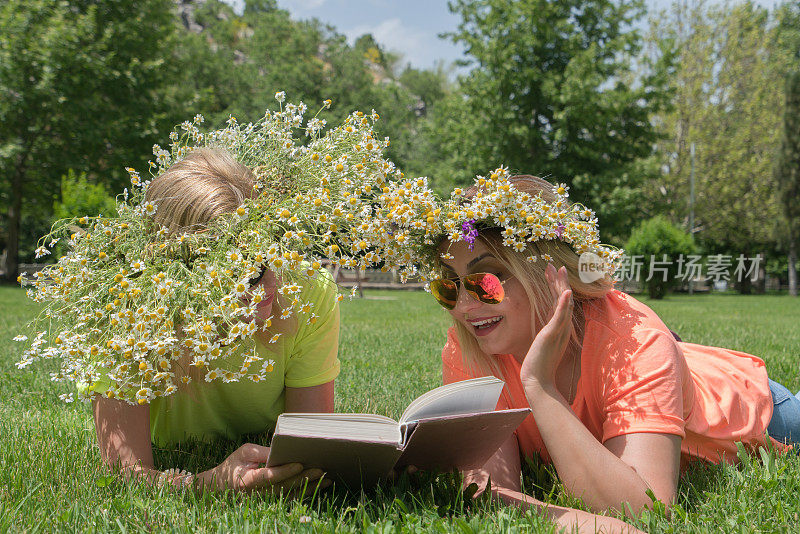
[285,380,335,413]
[524,380,681,513]
[92,396,156,477]
[92,396,318,492]
[467,434,643,533]
[520,265,681,513]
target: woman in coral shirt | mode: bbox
[425,171,799,525]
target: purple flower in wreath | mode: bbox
[555,222,566,239]
[462,219,479,250]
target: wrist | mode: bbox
[522,377,562,407]
[158,468,194,489]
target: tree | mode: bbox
[625,216,697,299]
[0,0,186,281]
[52,170,117,222]
[177,1,423,169]
[774,71,800,297]
[442,0,669,242]
[773,2,800,296]
[644,1,793,293]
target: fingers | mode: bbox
[554,289,574,332]
[545,264,571,308]
[540,289,573,338]
[545,263,559,301]
[237,443,271,463]
[254,462,306,487]
[545,263,570,290]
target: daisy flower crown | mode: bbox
[388,167,623,282]
[15,93,403,405]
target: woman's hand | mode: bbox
[519,264,574,392]
[198,443,328,494]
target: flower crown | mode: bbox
[374,167,622,282]
[15,93,403,405]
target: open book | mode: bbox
[267,376,529,487]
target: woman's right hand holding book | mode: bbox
[196,443,329,494]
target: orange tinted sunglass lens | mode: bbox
[431,278,458,309]
[464,273,504,304]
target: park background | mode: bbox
[3,0,800,532]
[2,0,800,294]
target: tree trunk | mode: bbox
[738,252,752,295]
[789,240,798,297]
[4,150,27,284]
[755,251,766,294]
[739,274,752,295]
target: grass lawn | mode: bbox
[2,286,800,532]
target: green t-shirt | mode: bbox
[148,273,340,445]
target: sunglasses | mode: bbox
[430,272,506,310]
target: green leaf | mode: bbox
[94,475,115,488]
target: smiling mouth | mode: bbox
[469,316,502,330]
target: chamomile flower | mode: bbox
[234,205,249,220]
[226,250,243,263]
[16,94,427,405]
[232,280,250,297]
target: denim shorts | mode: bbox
[766,379,800,445]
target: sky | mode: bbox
[275,0,466,71]
[227,0,779,71]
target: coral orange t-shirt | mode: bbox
[442,289,787,466]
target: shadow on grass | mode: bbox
[150,432,512,522]
[149,432,721,520]
[143,415,797,532]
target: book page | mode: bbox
[399,376,505,424]
[275,413,402,444]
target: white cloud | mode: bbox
[343,17,441,69]
[282,0,328,11]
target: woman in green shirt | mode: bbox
[92,148,340,492]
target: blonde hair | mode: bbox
[144,148,294,391]
[145,148,256,234]
[446,175,613,379]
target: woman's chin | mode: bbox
[476,334,516,358]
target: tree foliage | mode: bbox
[172,0,443,184]
[4,0,797,288]
[438,0,669,241]
[625,215,697,299]
[0,0,186,280]
[52,171,117,222]
[774,70,800,296]
[644,1,794,262]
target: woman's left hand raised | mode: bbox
[519,264,574,394]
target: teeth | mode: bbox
[470,317,501,327]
